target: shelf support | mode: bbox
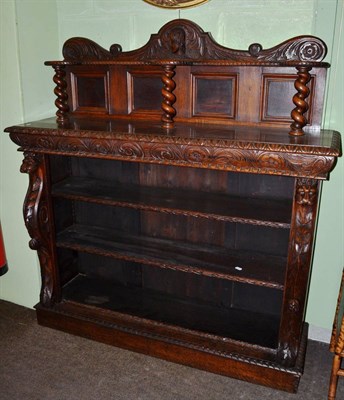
[161,64,176,128]
[20,152,59,307]
[289,66,312,136]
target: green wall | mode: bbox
[1,0,343,339]
[0,0,59,305]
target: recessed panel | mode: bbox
[71,72,109,113]
[77,77,106,107]
[192,74,237,118]
[261,75,314,123]
[129,74,162,113]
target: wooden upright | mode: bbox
[5,20,342,392]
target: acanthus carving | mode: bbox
[8,127,341,157]
[249,36,327,62]
[20,152,56,306]
[62,37,122,61]
[60,19,327,63]
[278,178,319,365]
[292,178,319,273]
[10,133,336,179]
[295,178,318,206]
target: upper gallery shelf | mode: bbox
[43,19,331,137]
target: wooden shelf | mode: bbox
[56,224,286,289]
[62,274,281,349]
[52,177,292,228]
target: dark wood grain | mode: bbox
[62,274,280,348]
[52,176,292,228]
[56,224,287,289]
[5,18,342,393]
[36,303,307,393]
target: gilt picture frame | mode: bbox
[143,0,209,9]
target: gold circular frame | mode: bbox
[143,0,208,9]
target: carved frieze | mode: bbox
[10,132,337,179]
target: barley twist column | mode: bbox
[53,65,69,125]
[289,66,312,136]
[161,64,176,128]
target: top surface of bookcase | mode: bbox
[43,19,334,137]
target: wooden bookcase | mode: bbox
[5,20,341,392]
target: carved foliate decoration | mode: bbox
[295,178,318,205]
[278,178,320,365]
[62,37,122,61]
[20,152,57,306]
[288,299,300,313]
[291,178,319,268]
[10,131,337,180]
[60,19,327,63]
[249,37,327,62]
[291,178,319,281]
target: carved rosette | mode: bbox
[289,66,312,136]
[52,65,69,124]
[161,65,177,127]
[20,152,56,306]
[278,178,320,365]
[251,36,327,62]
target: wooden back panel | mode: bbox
[64,64,326,128]
[46,19,329,135]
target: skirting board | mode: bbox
[308,324,331,343]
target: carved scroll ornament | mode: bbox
[20,152,56,306]
[10,131,337,180]
[60,19,327,63]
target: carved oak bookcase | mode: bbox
[5,20,342,392]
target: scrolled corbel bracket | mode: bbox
[20,152,57,306]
